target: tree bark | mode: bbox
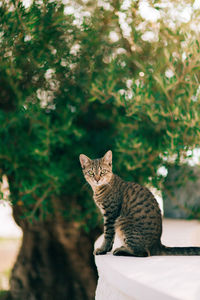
[9,205,100,300]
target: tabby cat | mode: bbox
[80,150,200,256]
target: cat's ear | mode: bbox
[103,150,112,166]
[79,154,91,169]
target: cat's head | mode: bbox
[79,150,113,188]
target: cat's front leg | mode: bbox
[94,217,115,255]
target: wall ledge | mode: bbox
[94,219,200,300]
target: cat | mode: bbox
[79,150,200,256]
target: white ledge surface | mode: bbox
[94,219,200,300]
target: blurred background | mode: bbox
[1,0,200,299]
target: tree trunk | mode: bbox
[9,205,100,300]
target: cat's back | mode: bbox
[119,178,162,224]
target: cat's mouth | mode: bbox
[93,181,104,186]
[95,181,102,186]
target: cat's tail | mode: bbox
[152,244,200,256]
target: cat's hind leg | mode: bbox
[113,245,149,257]
[113,246,134,256]
[114,218,149,257]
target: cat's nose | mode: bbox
[94,175,100,182]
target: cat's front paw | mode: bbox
[93,248,108,255]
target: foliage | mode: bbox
[90,1,200,188]
[0,0,200,228]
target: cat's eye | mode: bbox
[88,170,94,176]
[101,169,107,175]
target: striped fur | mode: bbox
[80,150,200,257]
